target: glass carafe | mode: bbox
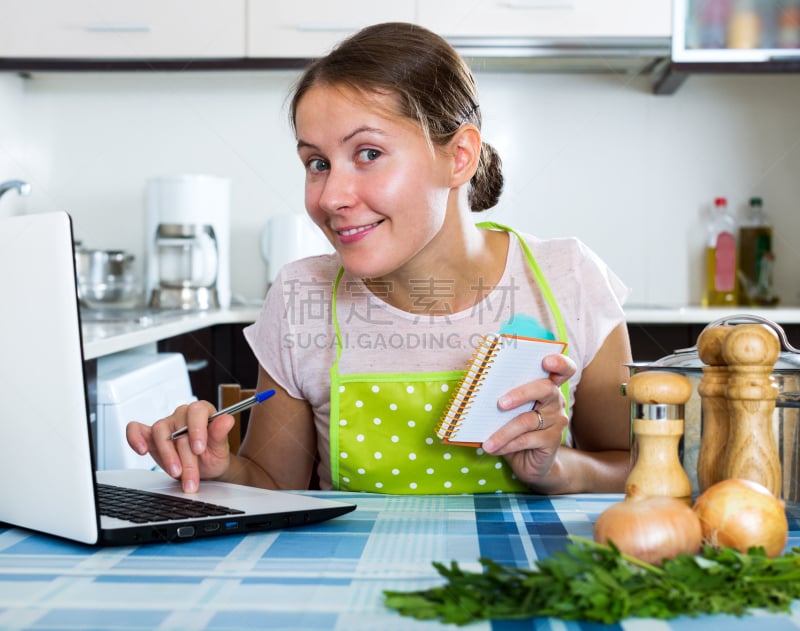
[155,223,218,289]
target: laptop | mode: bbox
[0,211,355,546]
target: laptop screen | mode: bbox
[0,211,100,542]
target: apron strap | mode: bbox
[476,221,570,416]
[329,267,346,485]
[331,266,346,372]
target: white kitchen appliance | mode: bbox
[145,174,231,309]
[95,351,195,471]
[261,212,333,285]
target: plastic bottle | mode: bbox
[738,197,778,305]
[778,0,800,48]
[727,0,762,49]
[703,197,737,307]
[698,0,731,49]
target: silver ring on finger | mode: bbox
[535,409,544,431]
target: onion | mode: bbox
[692,478,788,557]
[594,486,703,565]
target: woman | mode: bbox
[127,22,632,495]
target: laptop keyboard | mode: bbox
[98,484,245,524]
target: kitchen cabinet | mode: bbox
[417,0,671,39]
[247,0,416,59]
[656,0,800,94]
[673,0,800,63]
[0,0,246,59]
[627,323,696,362]
[157,323,259,447]
[157,323,258,406]
[626,321,800,362]
[0,0,668,72]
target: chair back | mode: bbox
[217,384,255,454]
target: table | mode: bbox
[0,493,798,630]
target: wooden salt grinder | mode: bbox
[696,325,734,491]
[624,370,693,500]
[721,324,782,497]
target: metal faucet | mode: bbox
[0,179,32,201]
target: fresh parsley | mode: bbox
[384,537,800,625]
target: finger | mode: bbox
[498,379,560,412]
[149,418,186,480]
[483,409,566,455]
[205,413,236,454]
[542,353,577,386]
[497,355,574,411]
[125,421,152,456]
[181,401,218,455]
[173,433,201,493]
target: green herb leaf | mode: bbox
[383,538,800,625]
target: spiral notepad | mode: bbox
[436,333,567,445]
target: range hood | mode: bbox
[449,35,671,74]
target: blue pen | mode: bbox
[169,389,276,440]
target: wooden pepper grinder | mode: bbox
[696,325,734,491]
[624,370,693,501]
[721,323,782,497]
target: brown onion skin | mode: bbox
[594,486,703,565]
[692,478,788,558]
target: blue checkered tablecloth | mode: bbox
[0,493,799,631]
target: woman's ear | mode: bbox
[449,125,481,187]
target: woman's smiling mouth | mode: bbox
[336,220,383,240]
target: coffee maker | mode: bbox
[144,175,231,310]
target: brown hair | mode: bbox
[289,22,503,212]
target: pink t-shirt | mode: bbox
[243,231,629,489]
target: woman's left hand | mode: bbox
[481,353,575,486]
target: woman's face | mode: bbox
[294,84,454,281]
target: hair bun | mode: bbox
[469,142,504,212]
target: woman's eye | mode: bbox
[307,158,329,173]
[358,148,382,162]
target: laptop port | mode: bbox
[176,526,195,538]
[203,523,220,533]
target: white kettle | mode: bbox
[261,213,333,285]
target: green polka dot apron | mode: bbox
[329,223,569,494]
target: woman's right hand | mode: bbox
[125,400,236,493]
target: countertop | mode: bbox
[82,306,261,360]
[624,305,800,324]
[1,491,798,630]
[81,304,800,360]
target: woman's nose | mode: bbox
[318,167,356,212]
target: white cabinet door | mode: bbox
[247,0,417,58]
[417,0,671,39]
[0,0,246,58]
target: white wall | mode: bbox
[0,73,29,217]
[2,68,800,306]
[478,71,800,307]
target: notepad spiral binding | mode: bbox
[436,334,504,440]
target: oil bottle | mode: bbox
[703,196,737,307]
[738,197,778,305]
[727,0,762,49]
